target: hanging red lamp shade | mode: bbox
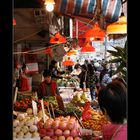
[13,18,16,26]
[49,32,67,44]
[86,36,104,42]
[66,49,77,56]
[44,47,53,57]
[63,59,74,66]
[79,23,105,39]
[81,42,95,53]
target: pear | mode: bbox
[81,92,88,101]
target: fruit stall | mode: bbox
[13,86,110,140]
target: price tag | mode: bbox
[40,99,46,123]
[13,87,18,104]
[32,100,38,116]
[55,95,65,111]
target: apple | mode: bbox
[39,128,47,138]
[55,129,63,136]
[66,136,73,140]
[46,128,54,137]
[43,136,51,140]
[58,136,65,140]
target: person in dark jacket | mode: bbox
[37,69,60,99]
[87,63,98,100]
[49,60,65,80]
[78,65,89,90]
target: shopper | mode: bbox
[37,69,60,99]
[100,63,112,87]
[98,81,127,140]
[18,63,31,92]
[78,64,89,91]
[49,59,65,80]
[87,63,98,100]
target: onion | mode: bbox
[55,129,63,136]
[70,129,78,137]
[63,130,70,137]
[58,136,65,140]
[46,128,54,137]
[59,121,67,130]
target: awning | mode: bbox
[55,0,122,23]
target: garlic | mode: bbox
[13,119,19,127]
[21,125,29,133]
[26,108,33,115]
[17,114,25,121]
[32,131,40,138]
[16,131,24,138]
[29,125,38,132]
[24,132,32,138]
[14,126,21,133]
[13,132,17,138]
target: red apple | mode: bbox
[39,128,47,138]
[55,129,63,136]
[46,128,54,137]
[63,130,70,137]
[43,136,51,140]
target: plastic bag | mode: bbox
[82,102,92,121]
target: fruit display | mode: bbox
[57,77,79,87]
[43,96,58,108]
[54,103,83,118]
[82,109,110,131]
[70,92,90,106]
[14,98,32,112]
[13,113,40,139]
[37,116,82,140]
[14,96,58,112]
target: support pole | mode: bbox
[104,35,107,60]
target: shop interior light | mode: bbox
[44,0,55,12]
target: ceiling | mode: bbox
[14,0,44,8]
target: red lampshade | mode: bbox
[44,47,53,57]
[86,37,104,42]
[49,32,67,44]
[79,23,105,39]
[63,59,74,66]
[81,42,95,53]
[13,18,16,26]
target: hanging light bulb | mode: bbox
[44,0,55,12]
